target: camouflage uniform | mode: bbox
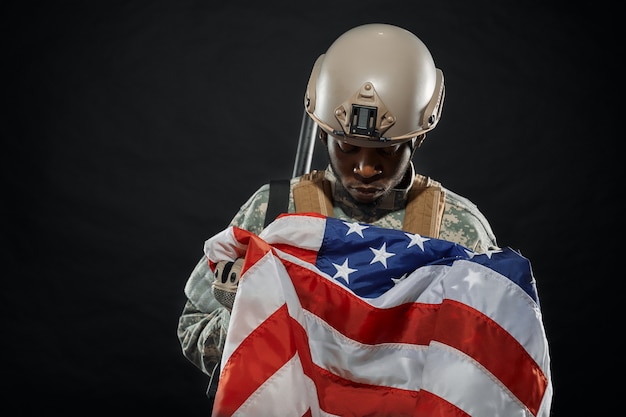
[177,164,498,393]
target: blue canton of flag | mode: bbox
[315,217,470,298]
[316,217,539,303]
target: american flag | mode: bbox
[204,212,552,417]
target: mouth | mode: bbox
[348,185,385,202]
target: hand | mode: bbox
[212,258,244,310]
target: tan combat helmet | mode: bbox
[304,23,445,148]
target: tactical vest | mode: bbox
[266,170,445,238]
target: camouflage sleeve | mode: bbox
[177,256,230,376]
[177,183,276,376]
[439,188,498,253]
[227,184,271,234]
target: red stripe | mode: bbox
[435,300,547,416]
[212,304,297,416]
[311,363,421,416]
[414,390,471,417]
[213,289,450,416]
[288,312,429,416]
[230,229,274,276]
[284,260,439,345]
[283,259,547,414]
[273,243,319,265]
[232,226,252,244]
[278,211,326,221]
[213,230,295,416]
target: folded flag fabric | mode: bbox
[204,212,552,417]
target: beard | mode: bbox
[326,153,413,208]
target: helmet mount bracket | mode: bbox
[334,82,395,141]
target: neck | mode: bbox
[324,162,415,223]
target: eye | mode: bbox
[336,140,359,154]
[378,144,402,156]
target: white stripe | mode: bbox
[304,310,428,390]
[222,251,289,365]
[259,214,326,251]
[443,260,551,373]
[233,352,339,417]
[204,227,248,261]
[422,341,532,417]
[365,264,449,306]
[275,248,431,390]
[224,248,311,366]
[274,248,449,308]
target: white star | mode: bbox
[370,243,395,268]
[332,258,357,284]
[483,248,503,259]
[463,269,484,290]
[405,232,429,251]
[391,273,408,285]
[343,221,369,237]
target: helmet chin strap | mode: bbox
[409,134,425,158]
[392,160,416,192]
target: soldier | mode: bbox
[177,23,498,405]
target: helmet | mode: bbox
[304,23,445,148]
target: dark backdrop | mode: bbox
[4,1,616,415]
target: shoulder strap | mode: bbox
[264,179,290,227]
[403,174,446,238]
[288,171,445,237]
[205,361,220,401]
[292,170,333,216]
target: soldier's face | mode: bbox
[325,135,412,204]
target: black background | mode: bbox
[4,1,617,415]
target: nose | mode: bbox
[353,150,382,178]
